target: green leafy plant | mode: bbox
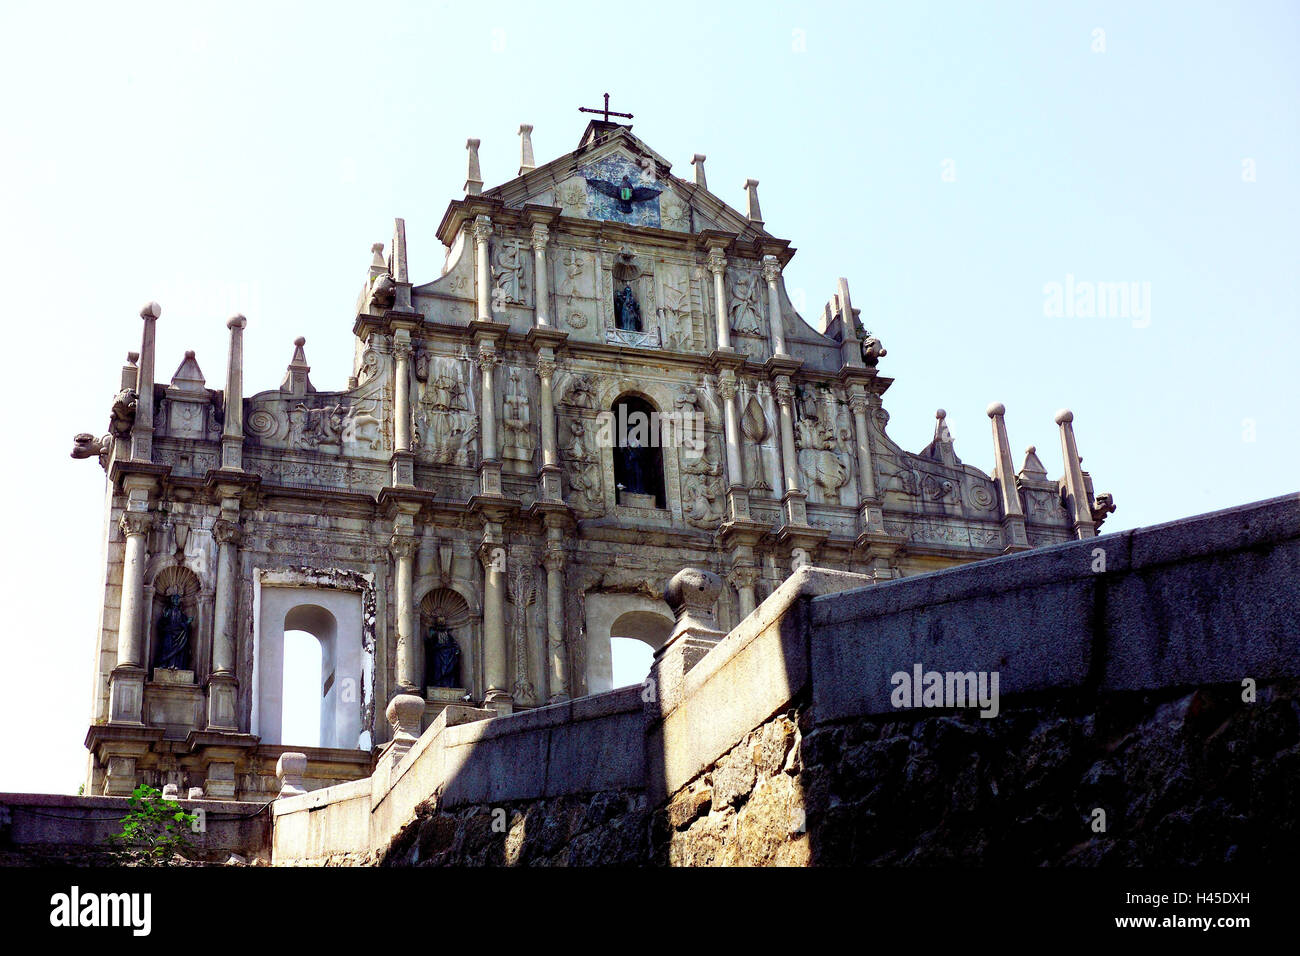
[108,784,197,865]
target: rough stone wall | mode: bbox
[379,790,648,867]
[658,678,1300,866]
[653,706,807,866]
[0,793,272,866]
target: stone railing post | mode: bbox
[276,752,307,799]
[647,568,725,718]
[385,694,426,770]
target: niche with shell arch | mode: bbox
[149,565,203,678]
[419,588,473,691]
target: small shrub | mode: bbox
[108,784,197,866]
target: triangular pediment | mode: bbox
[483,126,764,237]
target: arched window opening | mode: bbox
[254,581,368,753]
[610,637,655,689]
[612,394,666,508]
[281,630,323,749]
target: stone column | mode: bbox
[728,564,760,620]
[531,224,550,327]
[208,516,241,731]
[390,534,420,694]
[116,511,152,668]
[473,216,493,322]
[538,357,558,469]
[543,538,568,703]
[708,248,730,350]
[392,332,412,453]
[211,519,240,676]
[716,368,749,520]
[477,345,499,463]
[131,302,161,461]
[773,376,808,527]
[109,509,151,725]
[480,534,510,713]
[773,377,800,495]
[221,315,246,471]
[537,355,561,501]
[717,369,745,487]
[762,255,788,358]
[848,389,883,533]
[987,402,1029,551]
[1055,409,1096,539]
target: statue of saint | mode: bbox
[155,594,192,671]
[614,286,641,331]
[621,435,646,494]
[424,616,462,689]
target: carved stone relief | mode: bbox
[500,367,535,473]
[561,417,605,515]
[414,354,478,467]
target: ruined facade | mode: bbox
[74,116,1113,799]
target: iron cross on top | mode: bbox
[578,92,633,123]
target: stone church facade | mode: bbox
[73,116,1114,800]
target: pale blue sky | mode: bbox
[1,1,1295,791]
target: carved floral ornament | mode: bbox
[119,511,153,538]
[389,535,419,560]
[212,519,242,546]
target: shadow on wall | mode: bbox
[295,493,1300,867]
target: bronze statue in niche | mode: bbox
[424,614,462,688]
[155,594,192,671]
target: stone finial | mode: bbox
[276,752,307,798]
[370,242,386,269]
[743,178,763,223]
[986,401,1028,547]
[121,352,139,391]
[691,153,708,188]
[518,123,536,174]
[836,276,863,367]
[465,138,484,196]
[222,315,247,468]
[168,350,207,396]
[663,567,724,643]
[161,783,180,799]
[132,301,160,460]
[1018,444,1049,481]
[281,336,313,396]
[391,218,409,284]
[922,409,961,468]
[1054,408,1096,539]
